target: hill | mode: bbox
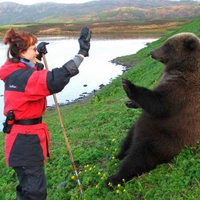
[0,0,199,25]
[1,14,200,199]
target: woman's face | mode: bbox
[20,45,39,63]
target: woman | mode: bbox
[0,27,91,200]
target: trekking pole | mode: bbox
[42,54,83,195]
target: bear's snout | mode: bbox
[150,49,167,63]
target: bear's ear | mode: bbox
[184,37,198,51]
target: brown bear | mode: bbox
[106,32,200,188]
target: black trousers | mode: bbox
[13,165,47,200]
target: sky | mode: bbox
[0,0,96,5]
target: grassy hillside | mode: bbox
[1,17,200,199]
[0,0,199,25]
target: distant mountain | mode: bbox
[0,0,199,25]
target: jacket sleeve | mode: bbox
[47,55,83,94]
[25,55,83,97]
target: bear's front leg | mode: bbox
[122,78,167,117]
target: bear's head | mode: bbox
[150,32,200,72]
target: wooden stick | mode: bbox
[42,54,83,195]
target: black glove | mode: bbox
[35,62,44,71]
[36,42,49,61]
[78,27,92,57]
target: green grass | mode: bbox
[1,16,200,200]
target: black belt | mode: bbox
[15,117,42,125]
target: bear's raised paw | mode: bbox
[122,78,135,100]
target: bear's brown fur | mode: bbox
[106,32,200,187]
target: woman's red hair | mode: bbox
[3,28,38,62]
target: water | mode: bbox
[0,37,157,129]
